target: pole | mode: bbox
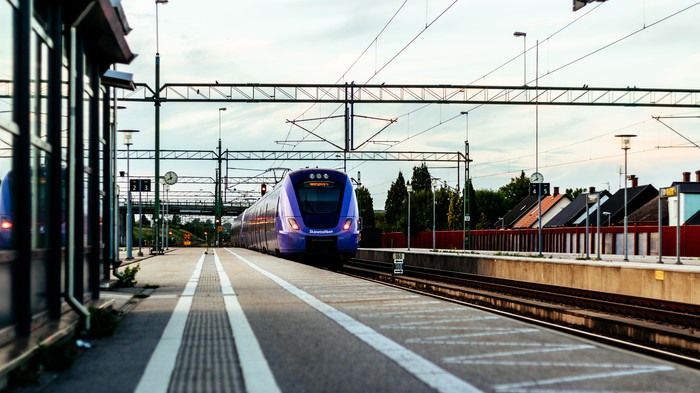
[623,147,628,261]
[153,52,161,254]
[676,186,681,264]
[596,196,601,260]
[432,184,436,251]
[165,186,169,250]
[522,35,527,85]
[407,189,411,251]
[463,112,468,251]
[126,144,133,259]
[536,39,542,257]
[657,189,663,263]
[112,86,119,267]
[138,189,143,256]
[585,195,590,259]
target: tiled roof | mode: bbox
[513,194,569,229]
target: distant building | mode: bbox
[666,171,700,226]
[513,188,571,229]
[593,183,657,226]
[545,188,612,227]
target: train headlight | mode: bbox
[287,218,300,231]
[1,219,12,230]
[342,218,352,231]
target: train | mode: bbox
[231,168,360,260]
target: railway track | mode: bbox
[342,257,700,368]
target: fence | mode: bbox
[380,226,700,257]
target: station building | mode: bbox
[0,0,133,345]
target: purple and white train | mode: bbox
[231,168,360,259]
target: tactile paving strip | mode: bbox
[169,255,245,393]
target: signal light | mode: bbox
[0,220,11,230]
[261,182,267,196]
[342,218,352,231]
[287,218,300,231]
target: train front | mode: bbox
[278,169,359,258]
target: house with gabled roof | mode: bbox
[513,188,571,229]
[545,188,612,227]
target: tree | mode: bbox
[447,190,463,230]
[565,187,585,200]
[384,172,407,231]
[474,189,508,229]
[434,185,452,230]
[355,186,375,229]
[410,163,432,191]
[499,170,530,209]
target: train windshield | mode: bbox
[292,176,345,228]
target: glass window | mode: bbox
[0,130,13,250]
[0,0,14,126]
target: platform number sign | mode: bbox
[130,179,151,192]
[393,252,404,275]
[529,182,550,196]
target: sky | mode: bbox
[117,0,700,211]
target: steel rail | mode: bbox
[343,258,700,366]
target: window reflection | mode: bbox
[0,130,12,250]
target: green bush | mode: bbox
[115,264,140,288]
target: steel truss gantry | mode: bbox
[115,82,700,108]
[115,149,466,162]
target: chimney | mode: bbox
[553,187,559,196]
[630,175,638,188]
[588,186,596,193]
[695,170,700,182]
[682,171,690,182]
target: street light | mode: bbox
[153,0,168,255]
[513,31,526,85]
[614,134,637,261]
[406,181,412,251]
[118,129,139,260]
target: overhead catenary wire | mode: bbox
[279,0,460,156]
[366,1,699,166]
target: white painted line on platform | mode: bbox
[226,248,483,393]
[134,253,205,393]
[214,251,282,393]
[491,363,674,392]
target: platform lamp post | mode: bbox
[614,134,636,261]
[513,31,526,86]
[118,129,139,260]
[153,0,168,254]
[406,181,412,251]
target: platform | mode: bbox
[24,247,699,393]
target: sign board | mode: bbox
[464,214,470,222]
[130,179,151,192]
[392,252,404,275]
[529,182,550,196]
[217,225,223,233]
